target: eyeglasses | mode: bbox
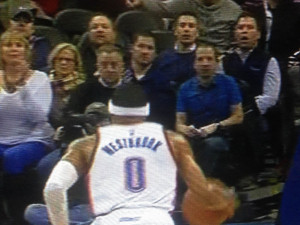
[54,57,75,63]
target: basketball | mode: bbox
[182,179,236,225]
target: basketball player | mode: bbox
[43,83,234,225]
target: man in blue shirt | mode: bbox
[176,44,243,185]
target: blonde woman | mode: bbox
[47,43,85,128]
[0,31,54,223]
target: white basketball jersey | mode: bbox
[87,122,177,216]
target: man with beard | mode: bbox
[176,44,243,186]
[123,32,157,83]
[122,32,164,127]
[222,12,281,186]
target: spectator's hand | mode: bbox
[178,125,199,137]
[125,0,143,9]
[200,123,218,136]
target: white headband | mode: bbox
[108,100,150,116]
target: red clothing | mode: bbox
[33,0,60,16]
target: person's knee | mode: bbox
[24,204,49,225]
[3,143,48,174]
[203,136,229,152]
[3,149,25,174]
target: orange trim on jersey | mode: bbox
[86,127,101,215]
[163,130,178,210]
[163,130,177,163]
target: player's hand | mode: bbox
[125,0,143,9]
[208,182,235,200]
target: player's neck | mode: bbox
[111,115,145,124]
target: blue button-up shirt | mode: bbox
[177,74,242,128]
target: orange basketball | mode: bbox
[182,179,236,225]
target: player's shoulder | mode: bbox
[69,134,96,150]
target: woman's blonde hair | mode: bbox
[48,42,84,75]
[0,31,31,69]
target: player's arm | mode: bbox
[166,131,232,209]
[44,135,96,225]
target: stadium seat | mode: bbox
[54,8,94,44]
[34,16,54,27]
[151,30,175,53]
[34,25,69,48]
[115,10,164,47]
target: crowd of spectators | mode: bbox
[0,0,299,224]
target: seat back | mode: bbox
[54,8,94,43]
[151,30,175,53]
[34,25,69,49]
[115,10,164,47]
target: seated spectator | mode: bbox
[239,0,268,49]
[122,32,160,120]
[126,0,242,52]
[77,14,117,80]
[0,0,50,28]
[176,44,243,186]
[143,11,201,130]
[7,5,51,72]
[66,44,124,115]
[222,12,281,182]
[0,31,54,224]
[25,102,110,225]
[47,43,85,129]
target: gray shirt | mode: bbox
[141,0,242,52]
[0,70,54,145]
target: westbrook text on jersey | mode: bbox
[101,136,163,155]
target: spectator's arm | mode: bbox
[198,103,243,136]
[23,73,53,121]
[255,57,281,114]
[219,103,243,127]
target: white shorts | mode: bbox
[92,208,175,225]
